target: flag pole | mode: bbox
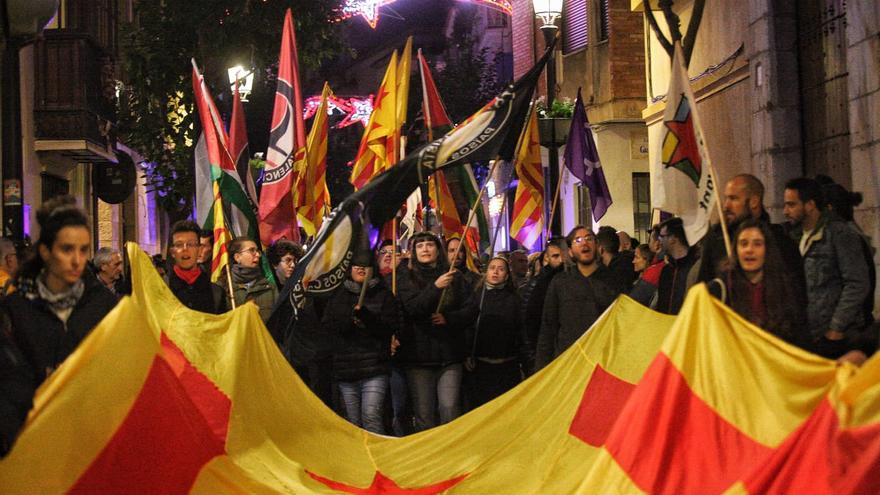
[356,267,373,310]
[546,167,563,239]
[391,218,399,295]
[224,263,237,310]
[436,157,501,313]
[708,164,732,258]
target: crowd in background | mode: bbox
[1,171,877,450]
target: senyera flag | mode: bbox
[652,42,717,245]
[349,50,399,190]
[297,82,332,237]
[510,105,544,251]
[267,38,557,337]
[260,8,305,245]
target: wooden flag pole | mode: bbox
[707,163,732,258]
[224,263,237,310]
[356,267,373,310]
[435,157,501,313]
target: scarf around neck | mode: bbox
[173,264,202,285]
[231,264,262,285]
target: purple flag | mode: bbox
[564,89,613,221]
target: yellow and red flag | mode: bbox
[510,107,544,250]
[349,51,399,190]
[3,248,880,493]
[428,170,463,236]
[297,82,332,237]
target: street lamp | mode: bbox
[227,65,254,102]
[533,0,563,236]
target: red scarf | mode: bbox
[173,265,202,285]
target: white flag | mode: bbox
[652,43,717,245]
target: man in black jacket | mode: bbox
[696,174,806,309]
[596,228,637,289]
[656,218,699,315]
[534,226,622,371]
[165,221,225,314]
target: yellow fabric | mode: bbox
[510,107,544,249]
[0,295,160,494]
[662,285,838,446]
[0,245,672,493]
[210,180,233,283]
[4,247,880,493]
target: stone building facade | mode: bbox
[634,0,879,315]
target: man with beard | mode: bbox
[697,174,804,303]
[534,226,622,371]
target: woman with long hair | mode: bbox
[394,231,469,431]
[454,255,529,410]
[708,219,807,347]
[0,196,117,454]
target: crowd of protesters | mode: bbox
[1,171,877,450]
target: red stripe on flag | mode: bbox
[742,399,880,494]
[69,355,227,494]
[568,365,636,447]
[605,354,773,494]
[160,334,232,444]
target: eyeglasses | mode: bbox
[378,249,393,255]
[172,242,198,251]
[238,247,259,256]
[572,236,594,245]
[280,257,296,265]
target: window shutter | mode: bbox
[563,0,588,55]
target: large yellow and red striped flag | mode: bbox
[510,107,544,250]
[3,245,880,493]
[296,82,332,237]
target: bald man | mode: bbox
[696,174,805,303]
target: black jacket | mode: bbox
[2,277,117,385]
[395,263,469,367]
[535,265,621,371]
[322,279,399,382]
[656,248,700,315]
[606,251,638,290]
[0,329,35,457]
[452,287,530,363]
[166,269,225,314]
[522,264,564,350]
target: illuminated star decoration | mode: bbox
[338,95,374,128]
[339,0,397,29]
[308,470,468,494]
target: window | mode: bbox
[632,173,651,243]
[563,0,588,55]
[596,0,609,42]
[487,8,508,28]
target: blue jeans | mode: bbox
[338,375,389,434]
[405,364,463,432]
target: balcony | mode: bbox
[33,30,117,169]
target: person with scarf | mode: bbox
[322,251,399,434]
[629,243,664,307]
[395,231,469,431]
[0,196,117,455]
[225,237,278,323]
[450,255,530,411]
[165,220,225,314]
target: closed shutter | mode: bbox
[563,0,588,55]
